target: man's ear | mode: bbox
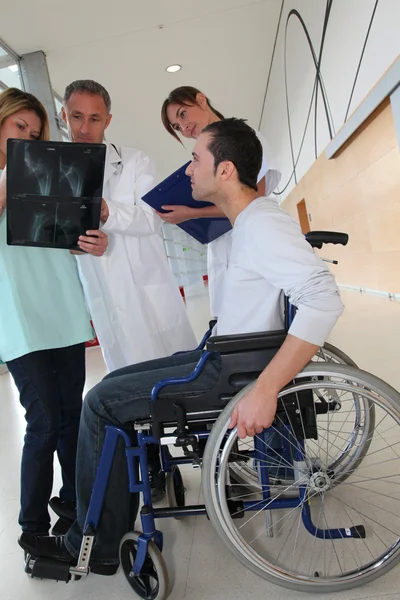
[218,160,236,182]
[61,106,67,125]
[105,113,113,129]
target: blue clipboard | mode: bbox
[141,161,231,245]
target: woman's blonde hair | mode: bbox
[0,87,50,141]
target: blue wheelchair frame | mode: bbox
[82,289,359,579]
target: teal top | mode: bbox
[0,210,93,363]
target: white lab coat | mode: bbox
[76,143,197,372]
[207,129,281,317]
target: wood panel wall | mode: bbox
[282,98,400,293]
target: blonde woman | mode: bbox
[0,88,106,550]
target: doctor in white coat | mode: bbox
[62,80,196,372]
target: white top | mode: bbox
[207,129,281,318]
[255,130,281,195]
[216,197,344,346]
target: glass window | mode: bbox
[53,91,69,140]
[0,44,22,90]
[54,95,63,116]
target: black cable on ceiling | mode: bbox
[258,0,285,130]
[274,74,319,195]
[314,1,334,159]
[283,10,298,185]
[264,1,379,199]
[277,6,334,193]
[344,0,380,122]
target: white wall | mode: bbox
[260,0,400,200]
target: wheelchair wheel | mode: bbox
[166,466,185,519]
[229,343,365,491]
[202,364,400,593]
[120,531,169,600]
[314,342,357,367]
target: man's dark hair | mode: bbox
[202,118,262,191]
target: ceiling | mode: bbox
[1,0,282,177]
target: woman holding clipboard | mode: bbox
[160,86,281,317]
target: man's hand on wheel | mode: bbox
[229,384,278,439]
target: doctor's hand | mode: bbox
[100,199,109,224]
[229,384,278,439]
[78,230,108,257]
[155,205,196,224]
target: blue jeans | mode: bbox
[64,350,221,563]
[7,344,86,534]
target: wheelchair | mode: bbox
[25,232,400,597]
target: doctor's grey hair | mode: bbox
[63,80,111,114]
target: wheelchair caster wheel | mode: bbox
[120,531,169,600]
[166,466,185,519]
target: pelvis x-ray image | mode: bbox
[6,139,106,249]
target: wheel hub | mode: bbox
[308,470,332,493]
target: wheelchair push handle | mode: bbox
[306,231,349,249]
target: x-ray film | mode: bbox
[6,139,106,249]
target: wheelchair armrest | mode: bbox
[151,351,212,401]
[206,330,287,354]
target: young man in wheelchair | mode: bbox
[19,118,344,573]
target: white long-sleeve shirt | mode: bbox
[207,130,281,318]
[216,197,344,346]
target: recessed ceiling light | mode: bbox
[8,64,18,72]
[166,64,181,73]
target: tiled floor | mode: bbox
[1,285,400,600]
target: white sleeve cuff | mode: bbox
[288,302,344,347]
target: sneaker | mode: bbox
[19,533,119,576]
[21,532,48,574]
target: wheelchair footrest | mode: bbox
[27,556,73,582]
